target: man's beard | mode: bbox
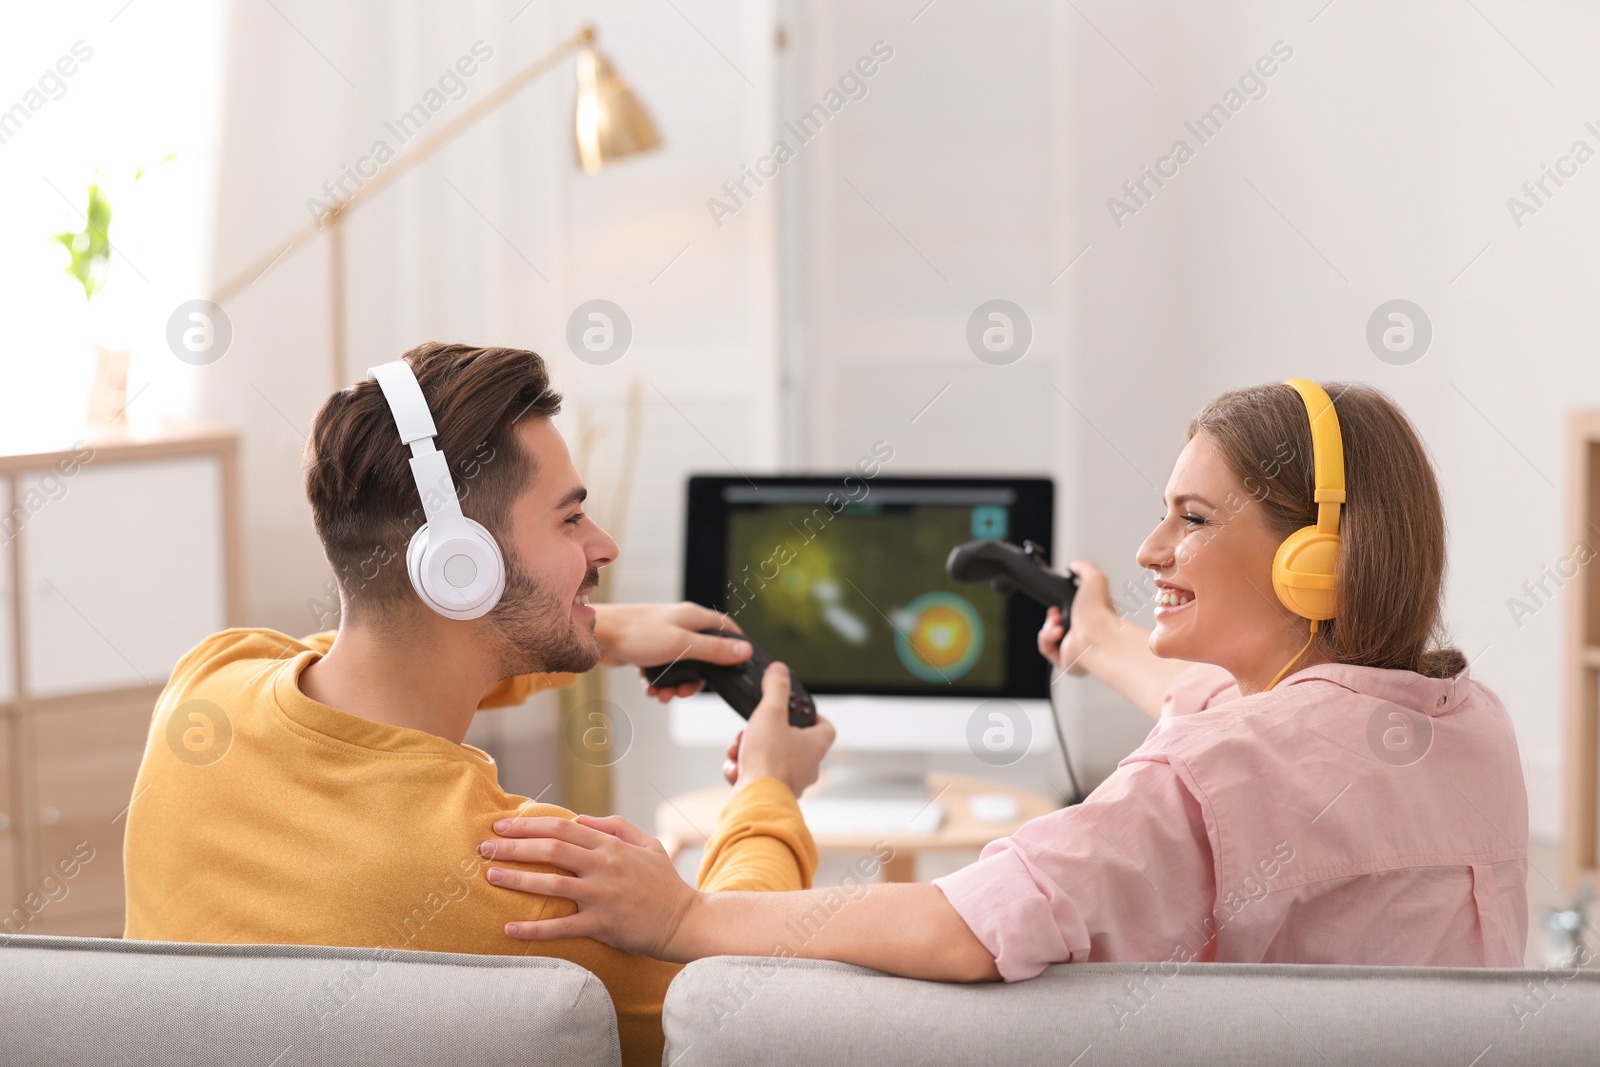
[482,556,601,677]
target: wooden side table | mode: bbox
[654,772,1059,883]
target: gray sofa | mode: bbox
[0,934,621,1066]
[7,935,1600,1066]
[663,956,1600,1066]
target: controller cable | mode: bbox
[1046,682,1084,808]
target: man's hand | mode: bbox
[590,602,752,700]
[483,814,703,962]
[722,662,834,798]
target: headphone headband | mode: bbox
[368,360,468,535]
[1282,378,1345,537]
[366,358,505,620]
[369,360,439,445]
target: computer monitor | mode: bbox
[680,474,1054,700]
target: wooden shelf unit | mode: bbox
[1564,410,1600,893]
[1,424,239,938]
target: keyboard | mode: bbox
[797,796,946,837]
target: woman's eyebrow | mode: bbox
[1164,492,1215,508]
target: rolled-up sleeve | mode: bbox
[931,757,1216,981]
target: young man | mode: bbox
[123,342,834,1067]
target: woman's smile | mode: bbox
[1154,594,1194,619]
[1153,579,1195,619]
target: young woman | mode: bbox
[478,379,1529,980]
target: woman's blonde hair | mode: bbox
[1187,381,1466,679]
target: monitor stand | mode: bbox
[800,749,929,802]
[793,749,947,838]
[668,692,1055,755]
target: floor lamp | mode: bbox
[211,24,660,392]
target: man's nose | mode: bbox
[590,526,619,566]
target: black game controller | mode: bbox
[642,629,818,728]
[946,539,1079,625]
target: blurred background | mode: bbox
[4,0,1599,964]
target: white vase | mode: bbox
[84,344,130,431]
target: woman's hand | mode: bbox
[486,815,1000,981]
[1036,560,1202,721]
[1037,559,1120,676]
[484,813,701,961]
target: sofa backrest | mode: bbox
[0,935,620,1067]
[663,955,1600,1066]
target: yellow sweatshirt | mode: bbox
[123,629,817,1066]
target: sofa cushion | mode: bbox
[663,955,1599,1066]
[0,935,619,1067]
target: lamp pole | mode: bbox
[210,25,597,392]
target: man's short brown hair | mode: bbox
[304,342,562,619]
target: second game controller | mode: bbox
[946,539,1079,625]
[642,628,818,727]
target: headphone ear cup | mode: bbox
[1272,526,1340,621]
[406,520,506,620]
[406,525,435,609]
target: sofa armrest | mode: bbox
[0,935,620,1067]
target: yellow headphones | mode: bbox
[1266,378,1344,689]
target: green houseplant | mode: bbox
[52,157,173,429]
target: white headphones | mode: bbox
[368,359,506,620]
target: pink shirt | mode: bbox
[932,660,1529,980]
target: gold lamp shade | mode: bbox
[574,41,661,173]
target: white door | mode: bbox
[19,455,226,698]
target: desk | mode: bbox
[654,772,1059,882]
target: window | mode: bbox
[0,2,226,442]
